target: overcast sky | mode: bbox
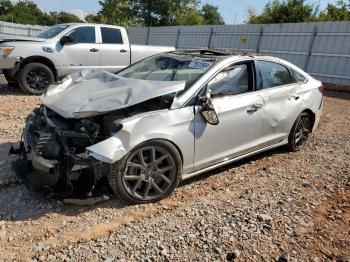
[31,0,339,24]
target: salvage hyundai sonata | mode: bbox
[11,49,324,204]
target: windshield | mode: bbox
[36,25,70,39]
[117,53,215,92]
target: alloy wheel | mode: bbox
[294,115,311,149]
[122,146,176,201]
[25,69,50,91]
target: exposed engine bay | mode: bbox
[11,96,172,197]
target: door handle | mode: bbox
[288,94,300,100]
[120,49,128,53]
[90,48,99,52]
[247,104,262,114]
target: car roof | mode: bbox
[168,49,280,63]
[57,23,126,30]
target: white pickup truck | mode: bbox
[0,23,174,94]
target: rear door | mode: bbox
[254,60,303,143]
[99,26,130,73]
[58,25,100,76]
[194,61,265,170]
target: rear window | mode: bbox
[291,69,306,83]
[256,61,292,90]
[101,27,123,44]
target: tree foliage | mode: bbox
[248,0,350,24]
[2,0,349,27]
[95,0,224,26]
[318,0,350,21]
[248,0,318,24]
[97,0,141,27]
[0,0,223,27]
[201,4,224,25]
[0,0,82,25]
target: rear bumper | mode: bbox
[0,57,17,84]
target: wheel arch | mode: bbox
[18,56,57,81]
[301,108,316,132]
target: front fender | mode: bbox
[86,107,195,172]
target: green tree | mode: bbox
[201,4,224,25]
[172,0,207,25]
[0,0,82,25]
[0,0,12,16]
[248,0,319,24]
[97,0,141,27]
[85,14,100,23]
[9,1,45,24]
[318,0,350,21]
[97,0,216,26]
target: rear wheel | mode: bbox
[288,112,312,152]
[17,62,54,95]
[108,140,182,204]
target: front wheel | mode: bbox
[17,62,54,95]
[108,140,182,204]
[288,112,312,152]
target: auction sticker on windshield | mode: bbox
[188,60,213,69]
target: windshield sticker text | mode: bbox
[188,61,212,69]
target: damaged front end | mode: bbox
[10,106,110,195]
[10,97,177,197]
[9,69,187,197]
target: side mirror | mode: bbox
[60,35,74,45]
[199,95,219,125]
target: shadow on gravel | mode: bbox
[0,141,128,222]
[180,146,290,187]
[0,85,28,96]
[0,140,289,222]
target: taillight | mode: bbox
[318,85,324,94]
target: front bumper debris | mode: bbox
[9,117,94,191]
[0,57,17,84]
[10,140,60,190]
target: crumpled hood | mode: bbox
[0,35,46,43]
[41,70,186,119]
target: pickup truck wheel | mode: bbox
[108,140,182,204]
[17,62,54,95]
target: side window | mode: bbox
[101,27,123,44]
[255,61,292,90]
[208,63,250,97]
[290,69,306,83]
[66,26,96,44]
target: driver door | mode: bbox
[58,26,100,76]
[193,61,265,170]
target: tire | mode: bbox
[108,140,182,204]
[17,62,54,95]
[288,112,312,152]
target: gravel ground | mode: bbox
[0,86,349,262]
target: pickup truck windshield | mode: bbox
[118,54,215,91]
[36,25,69,39]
